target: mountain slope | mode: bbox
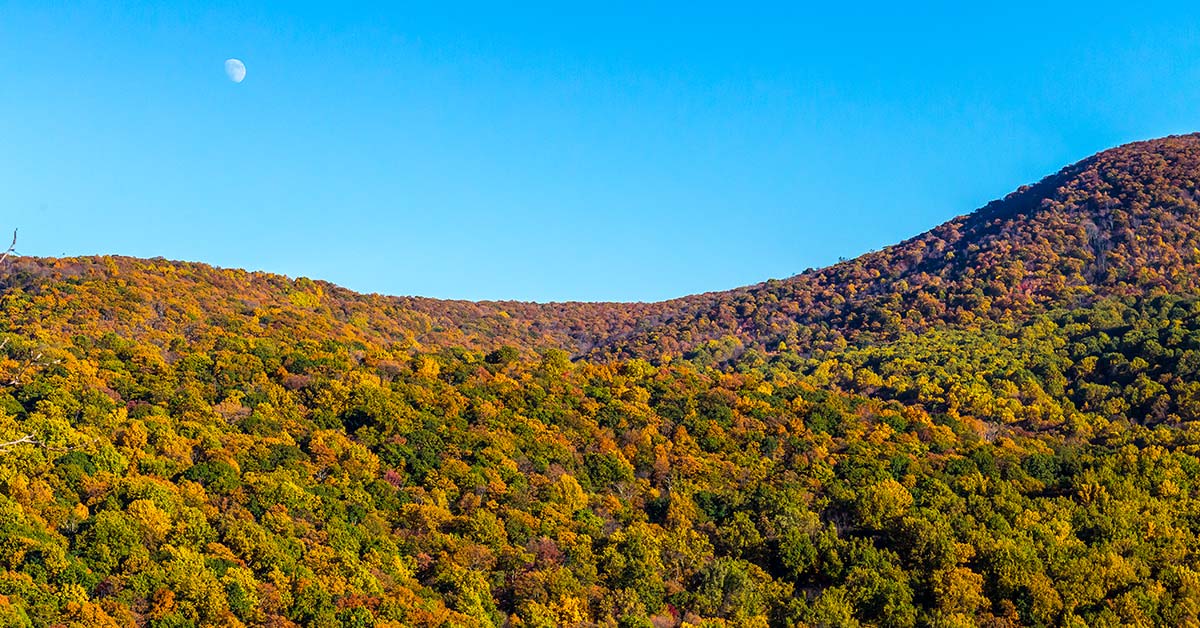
[597,133,1200,359]
[6,135,1200,626]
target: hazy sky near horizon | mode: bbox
[3,2,1200,301]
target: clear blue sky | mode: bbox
[3,2,1199,302]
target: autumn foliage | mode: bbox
[4,135,1200,626]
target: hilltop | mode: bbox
[9,134,1200,362]
[600,133,1200,358]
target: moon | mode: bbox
[224,58,246,83]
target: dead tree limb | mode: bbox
[0,434,39,450]
[0,433,96,453]
[6,352,60,387]
[0,229,15,266]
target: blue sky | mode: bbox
[3,2,1200,301]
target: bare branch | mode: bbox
[5,351,61,388]
[0,229,15,266]
[0,434,38,450]
[0,433,97,453]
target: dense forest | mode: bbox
[5,135,1200,626]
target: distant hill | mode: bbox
[10,134,1200,364]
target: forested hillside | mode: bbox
[600,134,1200,360]
[5,135,1200,626]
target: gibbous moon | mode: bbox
[224,58,247,83]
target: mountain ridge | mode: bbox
[6,133,1200,364]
